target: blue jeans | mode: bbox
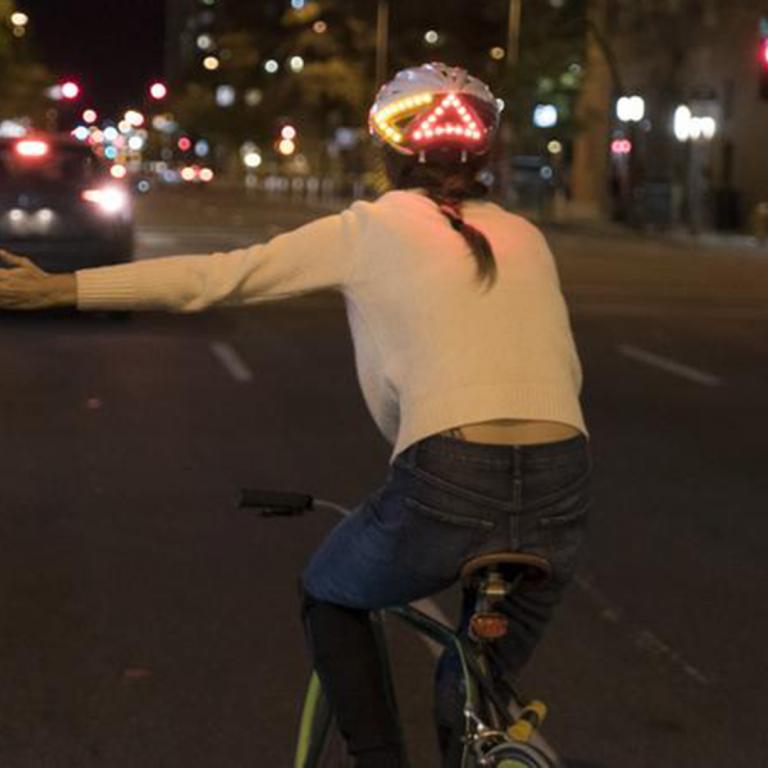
[299,432,592,765]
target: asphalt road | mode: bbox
[1,187,766,767]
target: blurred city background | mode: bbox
[2,3,768,767]
[4,0,768,235]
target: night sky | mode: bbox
[21,0,166,116]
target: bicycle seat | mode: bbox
[460,552,551,586]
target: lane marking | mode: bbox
[314,498,560,761]
[618,343,723,387]
[209,341,253,383]
[575,574,711,686]
[135,232,179,247]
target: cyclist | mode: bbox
[0,63,591,768]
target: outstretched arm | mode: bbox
[77,207,359,313]
[0,205,361,313]
[0,250,77,309]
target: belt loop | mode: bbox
[512,446,523,509]
[513,445,522,477]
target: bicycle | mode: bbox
[238,487,562,768]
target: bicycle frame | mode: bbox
[294,601,555,768]
[234,488,556,767]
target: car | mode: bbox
[0,134,134,274]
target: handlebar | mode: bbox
[238,488,314,516]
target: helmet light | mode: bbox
[408,93,486,147]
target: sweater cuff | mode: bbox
[76,265,146,311]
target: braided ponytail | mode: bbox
[382,147,498,291]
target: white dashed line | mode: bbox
[575,574,711,686]
[209,341,253,382]
[618,343,723,387]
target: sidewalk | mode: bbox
[522,206,768,256]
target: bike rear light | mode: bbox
[469,612,509,640]
[15,139,49,158]
[81,186,128,214]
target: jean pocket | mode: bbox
[397,496,497,583]
[525,489,591,586]
[404,496,496,531]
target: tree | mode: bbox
[0,0,53,126]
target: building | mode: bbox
[612,1,768,230]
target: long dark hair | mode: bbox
[382,145,497,291]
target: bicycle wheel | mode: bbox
[483,741,558,768]
[294,671,353,768]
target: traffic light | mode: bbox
[60,81,81,101]
[149,81,168,100]
[760,18,768,99]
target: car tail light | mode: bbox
[15,139,50,158]
[81,186,128,214]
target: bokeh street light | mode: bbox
[616,95,646,123]
[533,103,558,128]
[674,105,717,142]
[203,56,220,71]
[149,82,168,100]
[124,110,145,128]
[61,81,81,101]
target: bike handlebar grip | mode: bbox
[238,488,314,516]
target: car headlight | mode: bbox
[81,186,129,215]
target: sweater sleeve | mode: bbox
[76,207,359,312]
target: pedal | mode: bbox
[507,700,547,743]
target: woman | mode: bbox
[0,63,591,768]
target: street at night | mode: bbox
[3,1,768,766]
[2,188,767,766]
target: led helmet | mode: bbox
[369,62,500,159]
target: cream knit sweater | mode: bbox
[76,189,587,462]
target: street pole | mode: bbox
[375,0,389,88]
[506,0,522,68]
[498,0,522,206]
[570,0,612,220]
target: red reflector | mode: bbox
[15,140,49,158]
[470,612,509,640]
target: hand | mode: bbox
[0,250,76,310]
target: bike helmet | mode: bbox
[369,62,500,160]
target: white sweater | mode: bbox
[76,189,587,462]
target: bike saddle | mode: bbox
[459,552,551,587]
